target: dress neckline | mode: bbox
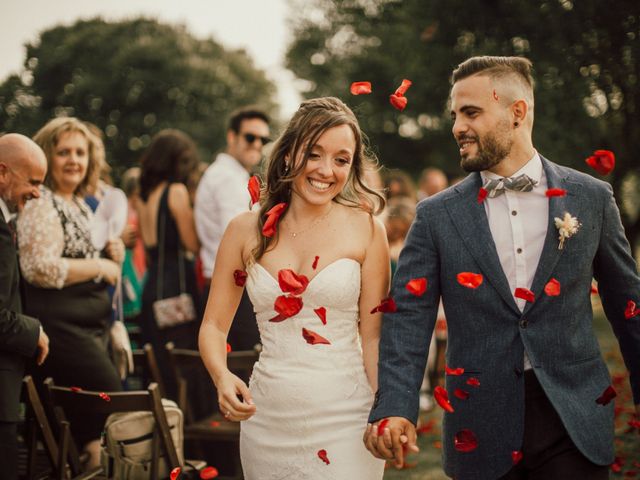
[252,257,360,289]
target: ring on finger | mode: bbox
[224,410,231,418]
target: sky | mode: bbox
[0,0,302,117]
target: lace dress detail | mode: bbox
[17,187,97,288]
[240,258,385,479]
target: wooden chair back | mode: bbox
[131,343,166,397]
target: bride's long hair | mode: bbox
[252,97,384,262]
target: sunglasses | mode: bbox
[242,133,271,146]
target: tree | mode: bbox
[286,0,640,255]
[0,18,277,177]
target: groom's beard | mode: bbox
[459,122,513,173]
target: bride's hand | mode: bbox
[216,371,256,422]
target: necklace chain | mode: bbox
[285,204,333,238]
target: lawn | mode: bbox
[383,300,640,479]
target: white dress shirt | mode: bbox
[194,153,251,278]
[481,152,548,369]
[0,197,14,224]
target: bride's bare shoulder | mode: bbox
[337,203,385,238]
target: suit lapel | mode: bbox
[445,174,521,315]
[523,157,582,315]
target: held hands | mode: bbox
[105,238,125,264]
[216,371,256,422]
[36,326,49,366]
[363,416,419,469]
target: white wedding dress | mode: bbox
[240,258,385,479]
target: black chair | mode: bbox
[131,343,167,397]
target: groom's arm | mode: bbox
[369,200,441,425]
[593,183,640,410]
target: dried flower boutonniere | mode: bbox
[554,212,580,250]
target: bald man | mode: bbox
[0,133,49,480]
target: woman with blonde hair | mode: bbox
[18,117,124,469]
[199,97,389,478]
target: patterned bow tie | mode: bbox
[483,173,538,198]
[7,217,17,246]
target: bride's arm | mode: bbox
[359,215,391,393]
[199,211,257,421]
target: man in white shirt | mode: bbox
[0,133,49,480]
[367,56,640,480]
[195,107,270,350]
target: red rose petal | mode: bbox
[317,449,330,465]
[170,467,181,480]
[350,81,372,95]
[624,300,640,320]
[302,328,331,345]
[262,202,287,238]
[591,284,599,295]
[512,450,523,465]
[454,389,470,400]
[544,278,561,297]
[210,420,220,428]
[394,79,412,97]
[545,188,567,198]
[377,418,390,436]
[200,466,219,479]
[99,392,111,402]
[454,429,478,452]
[596,385,617,405]
[370,297,397,314]
[477,187,488,204]
[278,269,309,295]
[585,149,615,175]
[312,255,320,270]
[226,343,232,353]
[70,386,82,392]
[389,94,408,111]
[515,287,535,303]
[248,176,261,205]
[611,463,622,473]
[434,386,454,413]
[314,307,327,325]
[628,420,640,430]
[406,277,427,296]
[269,295,303,322]
[457,272,483,289]
[445,365,465,376]
[233,269,247,287]
[466,377,480,387]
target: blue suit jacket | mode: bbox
[370,157,640,480]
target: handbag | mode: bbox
[152,199,196,330]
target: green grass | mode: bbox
[383,303,640,479]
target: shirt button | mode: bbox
[511,210,518,216]
[519,319,528,329]
[517,248,523,254]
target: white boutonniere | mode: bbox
[554,212,580,250]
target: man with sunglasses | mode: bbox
[0,133,50,480]
[195,107,270,351]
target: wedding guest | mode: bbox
[0,133,49,480]
[384,169,417,202]
[417,167,449,200]
[19,118,124,469]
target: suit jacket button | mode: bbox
[514,367,523,378]
[519,319,528,328]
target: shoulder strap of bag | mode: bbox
[156,185,187,300]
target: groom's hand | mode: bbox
[363,416,419,468]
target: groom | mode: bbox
[364,56,640,479]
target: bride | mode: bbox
[199,97,389,479]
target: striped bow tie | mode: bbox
[483,174,538,198]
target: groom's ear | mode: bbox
[511,99,528,127]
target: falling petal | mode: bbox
[377,418,390,436]
[585,150,615,175]
[545,188,567,198]
[624,300,639,320]
[544,278,561,297]
[226,343,232,353]
[389,94,408,111]
[445,366,465,376]
[596,385,617,405]
[457,272,483,289]
[269,295,303,322]
[350,81,372,95]
[477,187,488,204]
[434,386,454,413]
[406,277,427,296]
[312,255,320,270]
[394,79,413,96]
[248,176,261,206]
[262,202,288,238]
[454,389,470,400]
[200,466,219,479]
[512,451,523,465]
[370,297,397,314]
[170,467,181,480]
[302,328,331,345]
[591,284,599,295]
[317,449,330,465]
[278,269,310,295]
[454,429,478,452]
[515,287,535,303]
[314,307,327,325]
[233,269,248,287]
[99,392,111,402]
[466,377,480,387]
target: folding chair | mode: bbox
[131,343,167,396]
[43,378,181,480]
[165,343,259,478]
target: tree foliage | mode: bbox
[0,17,277,176]
[286,0,640,251]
